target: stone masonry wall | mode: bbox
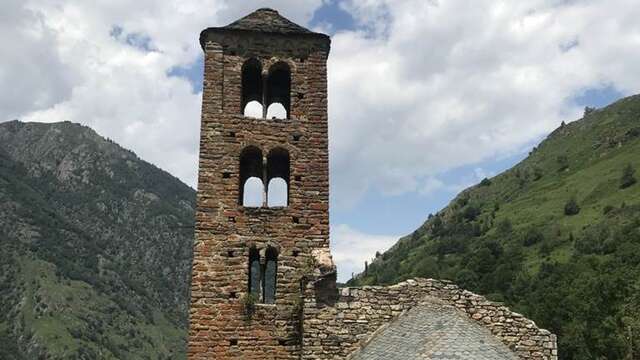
[188,27,332,359]
[302,278,557,360]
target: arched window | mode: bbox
[243,100,263,118]
[266,62,291,119]
[267,178,287,207]
[239,146,263,206]
[241,58,263,117]
[263,247,278,304]
[248,247,261,299]
[266,102,287,120]
[266,148,290,207]
[243,177,264,207]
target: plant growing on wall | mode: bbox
[241,293,257,321]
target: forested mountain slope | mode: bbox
[349,95,640,359]
[0,120,195,359]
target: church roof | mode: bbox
[349,297,518,360]
[201,8,329,40]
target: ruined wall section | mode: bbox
[189,31,331,359]
[302,278,557,360]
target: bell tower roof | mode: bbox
[199,8,329,50]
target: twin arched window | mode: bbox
[239,147,290,207]
[249,246,278,304]
[241,59,291,120]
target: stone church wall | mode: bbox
[302,278,557,360]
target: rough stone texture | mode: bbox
[302,278,557,360]
[189,8,557,360]
[188,8,334,360]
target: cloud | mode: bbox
[328,0,640,209]
[0,0,77,121]
[8,0,323,187]
[331,224,399,282]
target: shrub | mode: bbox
[497,219,513,235]
[241,293,257,320]
[480,178,492,186]
[523,228,544,246]
[462,205,481,221]
[620,164,637,189]
[564,197,580,216]
[603,205,615,215]
[557,155,569,172]
[532,166,543,181]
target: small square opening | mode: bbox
[293,217,300,224]
[229,339,238,346]
[227,250,234,257]
[223,172,231,179]
[229,291,237,299]
[229,131,236,138]
[278,339,287,346]
[295,175,302,182]
[292,250,300,257]
[292,134,301,142]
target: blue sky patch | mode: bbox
[572,84,624,109]
[168,55,204,93]
[110,25,157,52]
[309,0,356,33]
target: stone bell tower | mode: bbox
[188,8,335,359]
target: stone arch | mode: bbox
[241,58,263,116]
[266,147,290,207]
[239,146,264,206]
[266,62,291,119]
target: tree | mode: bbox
[564,197,581,216]
[620,164,637,189]
[480,177,492,186]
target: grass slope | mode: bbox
[349,95,640,359]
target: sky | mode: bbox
[3,0,639,282]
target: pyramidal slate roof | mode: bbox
[224,8,314,34]
[202,8,328,38]
[349,297,518,360]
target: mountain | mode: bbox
[0,120,195,359]
[349,95,640,359]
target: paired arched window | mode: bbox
[239,146,289,207]
[248,246,278,304]
[242,59,263,118]
[241,59,290,120]
[266,62,291,119]
[239,146,264,207]
[267,148,290,207]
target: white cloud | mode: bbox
[329,0,640,209]
[6,0,323,187]
[331,224,399,282]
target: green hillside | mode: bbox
[0,121,195,359]
[349,95,640,359]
